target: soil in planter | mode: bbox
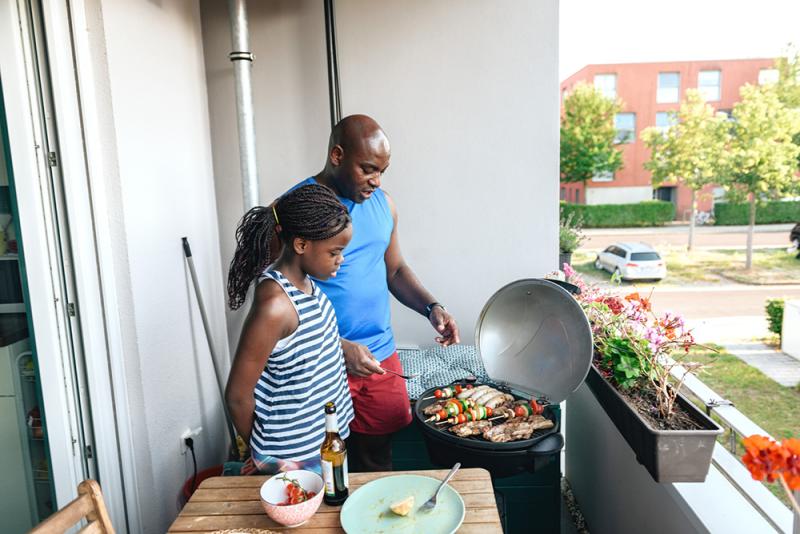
[617,385,703,431]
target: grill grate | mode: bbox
[417,382,557,448]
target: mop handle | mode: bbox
[182,237,239,453]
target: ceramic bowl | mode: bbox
[259,470,324,527]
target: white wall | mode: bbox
[76,1,229,532]
[586,185,653,205]
[783,300,800,361]
[201,0,559,351]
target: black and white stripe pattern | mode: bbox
[251,270,354,462]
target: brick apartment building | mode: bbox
[560,58,777,219]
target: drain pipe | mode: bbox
[324,0,342,128]
[228,0,259,209]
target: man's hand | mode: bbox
[342,338,385,377]
[429,307,460,346]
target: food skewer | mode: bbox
[424,398,479,422]
[433,405,494,426]
[421,383,473,401]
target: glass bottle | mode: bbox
[320,401,348,505]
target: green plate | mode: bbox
[340,474,465,534]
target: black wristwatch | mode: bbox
[425,302,445,318]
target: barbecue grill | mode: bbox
[413,278,593,478]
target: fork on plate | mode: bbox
[419,462,461,513]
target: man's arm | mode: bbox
[383,193,460,346]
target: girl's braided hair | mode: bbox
[227,183,350,309]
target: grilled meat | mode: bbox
[423,402,445,416]
[449,420,492,437]
[481,415,554,443]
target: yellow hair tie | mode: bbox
[272,205,280,225]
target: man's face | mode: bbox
[331,133,391,203]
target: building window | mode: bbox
[614,112,636,143]
[758,68,779,85]
[698,70,721,101]
[655,111,677,132]
[592,171,614,182]
[560,187,566,200]
[574,189,580,203]
[657,72,680,103]
[594,73,617,99]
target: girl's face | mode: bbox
[296,224,352,280]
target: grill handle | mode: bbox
[526,433,564,456]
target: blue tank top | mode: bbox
[291,177,396,361]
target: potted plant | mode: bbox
[563,265,723,483]
[559,210,584,268]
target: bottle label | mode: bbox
[322,459,335,496]
[325,413,339,433]
[342,456,349,489]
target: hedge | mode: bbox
[560,200,675,228]
[714,200,800,226]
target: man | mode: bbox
[294,115,460,471]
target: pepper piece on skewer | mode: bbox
[422,383,473,401]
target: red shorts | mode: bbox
[347,352,412,435]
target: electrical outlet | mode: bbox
[180,426,203,455]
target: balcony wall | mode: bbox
[565,383,788,533]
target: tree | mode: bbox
[641,90,730,251]
[774,48,800,175]
[728,83,800,269]
[560,83,624,190]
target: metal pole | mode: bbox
[228,0,259,209]
[182,238,239,458]
[324,0,342,128]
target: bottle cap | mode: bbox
[325,401,336,414]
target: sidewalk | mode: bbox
[686,317,800,388]
[721,342,800,388]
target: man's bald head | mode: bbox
[328,114,388,154]
[318,115,391,203]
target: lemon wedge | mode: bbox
[389,495,415,516]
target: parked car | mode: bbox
[790,223,800,259]
[594,242,667,281]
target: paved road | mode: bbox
[582,224,793,251]
[644,284,800,319]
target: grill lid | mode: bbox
[474,278,593,403]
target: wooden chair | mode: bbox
[30,479,114,534]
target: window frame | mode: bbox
[594,73,617,99]
[614,112,636,144]
[656,72,680,103]
[698,69,722,102]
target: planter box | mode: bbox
[585,365,723,483]
[558,252,572,269]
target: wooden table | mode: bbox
[167,468,503,533]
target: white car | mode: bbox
[594,242,667,281]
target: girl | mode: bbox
[226,183,355,475]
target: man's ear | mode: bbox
[330,145,344,166]
[292,237,308,256]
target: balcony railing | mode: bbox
[668,359,797,533]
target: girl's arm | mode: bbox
[226,280,297,444]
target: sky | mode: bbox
[559,0,800,81]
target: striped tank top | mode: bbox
[250,270,355,463]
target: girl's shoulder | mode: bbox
[250,278,297,329]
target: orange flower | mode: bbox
[742,435,788,483]
[624,292,652,312]
[782,438,800,490]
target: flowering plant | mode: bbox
[742,435,800,516]
[563,264,703,420]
